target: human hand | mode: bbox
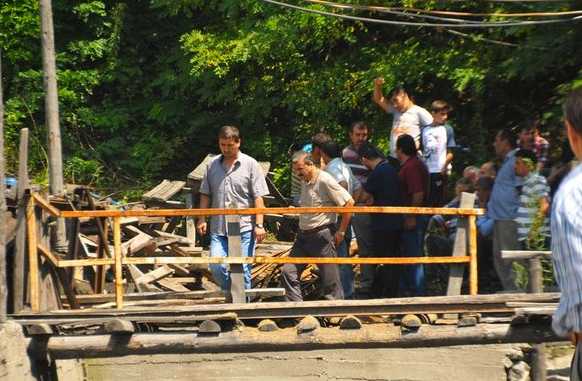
[196,220,207,235]
[254,225,266,243]
[374,77,385,86]
[334,231,346,246]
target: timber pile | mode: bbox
[56,182,314,308]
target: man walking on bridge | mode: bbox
[281,150,354,301]
[196,125,269,291]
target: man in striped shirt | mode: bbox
[552,86,582,380]
[514,149,550,249]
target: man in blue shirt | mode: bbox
[197,126,270,291]
[488,129,523,291]
[552,86,582,380]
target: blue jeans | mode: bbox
[336,222,354,299]
[210,231,255,291]
[400,216,427,296]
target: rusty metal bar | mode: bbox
[57,206,484,218]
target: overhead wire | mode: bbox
[259,0,582,28]
[301,0,582,18]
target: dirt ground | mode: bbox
[82,344,574,381]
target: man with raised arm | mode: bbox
[373,78,433,160]
[196,125,269,291]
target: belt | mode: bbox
[570,331,582,345]
[300,223,334,235]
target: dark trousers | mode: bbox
[371,229,402,298]
[428,173,448,207]
[281,227,344,301]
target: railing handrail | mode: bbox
[26,192,481,311]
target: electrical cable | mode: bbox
[259,0,582,28]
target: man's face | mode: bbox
[431,110,449,125]
[292,159,315,182]
[390,94,408,112]
[514,157,530,178]
[493,132,508,157]
[463,170,478,186]
[518,129,535,148]
[219,137,240,160]
[359,156,373,170]
[349,127,369,150]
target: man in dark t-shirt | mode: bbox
[358,143,403,298]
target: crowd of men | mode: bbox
[196,86,582,378]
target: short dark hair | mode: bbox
[291,150,314,165]
[515,148,538,166]
[396,134,417,156]
[518,119,539,132]
[357,143,381,160]
[430,100,453,114]
[476,176,495,192]
[497,129,517,148]
[350,120,369,134]
[312,132,332,149]
[564,86,582,135]
[218,125,240,142]
[321,140,342,159]
[389,86,408,98]
[456,178,474,193]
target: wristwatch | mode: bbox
[256,224,264,229]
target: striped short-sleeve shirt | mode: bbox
[516,171,550,241]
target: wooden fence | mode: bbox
[25,192,485,311]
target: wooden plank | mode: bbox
[143,180,185,203]
[26,322,562,360]
[135,265,174,284]
[502,250,552,260]
[157,278,190,292]
[167,263,190,276]
[122,233,156,257]
[32,193,60,217]
[13,128,29,313]
[126,264,162,293]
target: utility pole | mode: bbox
[1,47,8,323]
[39,0,67,252]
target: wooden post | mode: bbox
[13,128,30,313]
[226,202,245,303]
[113,217,123,308]
[0,46,7,323]
[38,0,67,253]
[26,196,40,312]
[529,257,546,381]
[446,192,476,297]
[185,191,197,247]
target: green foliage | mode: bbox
[2,0,582,198]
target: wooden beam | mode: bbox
[26,322,562,360]
[32,193,60,218]
[135,265,174,284]
[502,250,552,260]
[13,128,30,313]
